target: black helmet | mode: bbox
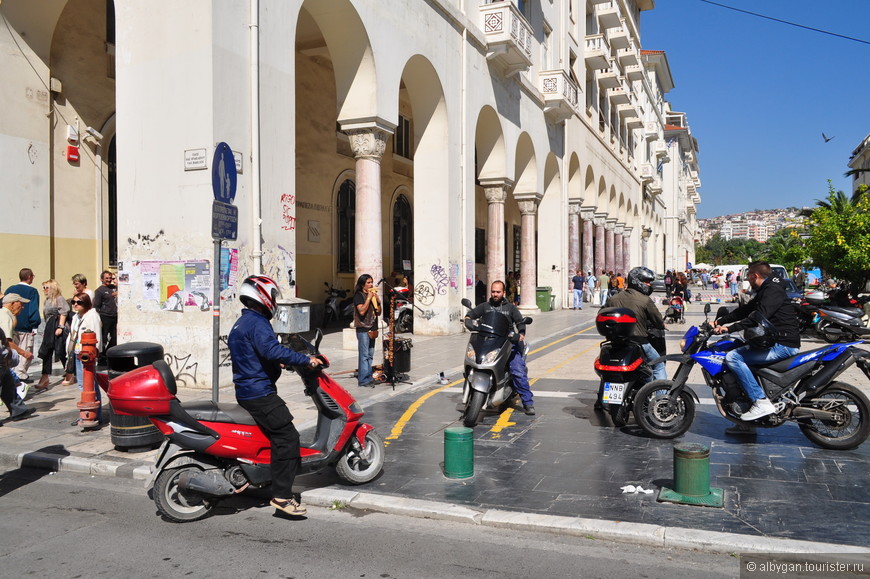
[627,267,655,296]
[744,310,777,349]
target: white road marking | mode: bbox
[440,387,716,405]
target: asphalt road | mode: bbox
[0,467,738,578]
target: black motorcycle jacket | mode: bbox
[717,276,800,348]
[604,288,665,344]
[466,297,526,335]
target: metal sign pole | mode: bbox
[212,238,221,403]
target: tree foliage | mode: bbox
[803,182,870,289]
[694,234,763,266]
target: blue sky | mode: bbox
[642,0,869,219]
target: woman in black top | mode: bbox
[353,274,380,387]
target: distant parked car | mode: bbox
[651,274,666,293]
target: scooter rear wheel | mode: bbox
[816,320,843,344]
[336,430,385,484]
[154,466,215,523]
[632,379,695,439]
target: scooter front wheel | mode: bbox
[336,430,385,485]
[153,466,215,523]
[632,380,695,439]
[463,390,486,427]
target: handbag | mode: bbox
[367,328,379,340]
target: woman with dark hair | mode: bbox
[66,292,102,424]
[353,274,380,388]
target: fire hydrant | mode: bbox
[77,330,101,429]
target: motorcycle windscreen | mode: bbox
[476,310,512,337]
[469,332,508,362]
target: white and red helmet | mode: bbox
[239,275,281,319]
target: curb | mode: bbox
[5,438,870,554]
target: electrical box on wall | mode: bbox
[66,125,78,144]
[66,145,80,162]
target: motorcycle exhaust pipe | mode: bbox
[176,469,237,497]
[797,350,854,395]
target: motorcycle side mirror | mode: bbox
[522,317,533,325]
[461,298,472,309]
[704,303,711,315]
[313,328,323,353]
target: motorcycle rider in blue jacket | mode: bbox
[228,275,321,517]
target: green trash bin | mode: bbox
[535,287,552,312]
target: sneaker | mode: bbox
[271,497,307,516]
[725,423,757,436]
[523,405,536,415]
[740,398,775,421]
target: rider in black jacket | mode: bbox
[713,261,800,423]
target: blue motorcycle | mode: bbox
[634,304,870,450]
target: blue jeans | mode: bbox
[599,289,608,306]
[641,342,668,381]
[356,329,375,386]
[508,342,533,406]
[573,289,583,309]
[724,344,800,401]
[75,357,103,421]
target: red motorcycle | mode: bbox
[107,330,384,523]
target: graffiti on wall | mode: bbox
[164,352,199,387]
[414,281,436,306]
[281,193,296,231]
[430,262,449,295]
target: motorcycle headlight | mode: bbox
[481,349,500,365]
[466,343,475,361]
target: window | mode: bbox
[336,179,355,273]
[392,194,413,272]
[475,228,486,264]
[108,137,117,266]
[542,25,553,70]
[393,115,413,159]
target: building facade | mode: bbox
[1,0,701,388]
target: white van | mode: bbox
[708,265,743,279]
[738,264,790,283]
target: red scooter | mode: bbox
[107,330,384,523]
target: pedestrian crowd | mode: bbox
[0,267,118,423]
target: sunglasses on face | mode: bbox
[43,286,50,290]
[72,300,84,305]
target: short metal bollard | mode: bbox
[658,442,724,507]
[443,426,474,479]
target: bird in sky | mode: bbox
[822,132,835,143]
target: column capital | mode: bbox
[514,192,542,215]
[622,226,633,235]
[580,206,597,221]
[484,186,508,204]
[568,199,582,215]
[614,223,625,235]
[641,226,652,240]
[605,218,618,230]
[593,212,608,227]
[342,120,394,160]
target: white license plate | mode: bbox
[603,382,627,405]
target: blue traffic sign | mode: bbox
[212,142,237,204]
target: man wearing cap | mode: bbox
[0,293,36,421]
[5,268,40,381]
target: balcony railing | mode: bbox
[654,140,670,162]
[624,63,643,81]
[539,69,580,123]
[584,34,610,70]
[648,177,663,196]
[609,78,630,104]
[640,163,655,183]
[644,121,659,141]
[606,24,629,50]
[595,1,621,29]
[596,61,620,88]
[617,41,639,66]
[481,1,533,76]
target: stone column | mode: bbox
[641,227,651,269]
[593,213,607,276]
[581,207,596,275]
[605,218,617,273]
[614,224,624,276]
[622,227,632,273]
[516,194,542,312]
[347,125,392,297]
[567,202,581,275]
[481,179,512,286]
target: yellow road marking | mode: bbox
[386,327,597,444]
[489,408,515,438]
[384,378,462,446]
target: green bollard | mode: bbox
[444,426,474,479]
[657,442,724,507]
